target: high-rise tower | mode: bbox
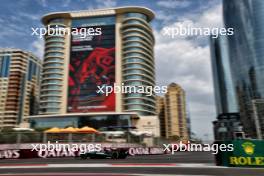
[39,7,156,116]
[0,49,41,129]
[164,83,189,140]
[29,7,159,134]
[223,0,264,139]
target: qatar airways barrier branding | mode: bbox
[0,144,164,159]
[0,150,20,159]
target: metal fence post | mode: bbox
[16,133,21,144]
[43,132,47,143]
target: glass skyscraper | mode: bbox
[210,35,239,115]
[223,0,264,139]
[210,35,243,140]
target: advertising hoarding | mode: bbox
[68,16,116,113]
[215,139,264,167]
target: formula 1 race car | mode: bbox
[80,148,129,159]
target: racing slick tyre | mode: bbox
[111,151,119,159]
[80,154,87,159]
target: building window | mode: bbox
[0,55,11,77]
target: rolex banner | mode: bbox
[215,140,264,167]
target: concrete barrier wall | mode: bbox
[0,143,164,159]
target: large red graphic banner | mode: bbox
[68,24,115,112]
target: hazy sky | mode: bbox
[0,0,223,140]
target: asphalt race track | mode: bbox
[0,152,263,176]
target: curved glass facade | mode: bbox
[39,19,66,114]
[223,0,264,138]
[122,13,156,116]
[125,13,148,21]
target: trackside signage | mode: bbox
[0,150,20,159]
[215,139,264,167]
[128,148,164,156]
[0,144,165,159]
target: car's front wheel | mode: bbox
[80,154,87,159]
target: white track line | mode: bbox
[0,163,225,169]
[0,174,212,176]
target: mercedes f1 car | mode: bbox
[80,148,129,159]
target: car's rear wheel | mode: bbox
[111,152,119,159]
